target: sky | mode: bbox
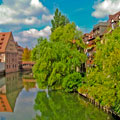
[0,0,120,48]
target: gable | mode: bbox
[6,33,18,53]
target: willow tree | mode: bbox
[32,22,86,92]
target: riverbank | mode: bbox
[78,91,120,120]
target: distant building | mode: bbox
[15,42,24,69]
[84,23,108,67]
[0,32,18,73]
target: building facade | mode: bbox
[0,32,18,73]
[15,42,24,69]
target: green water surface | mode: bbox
[0,72,116,120]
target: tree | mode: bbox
[22,47,31,61]
[51,8,69,32]
[32,23,86,91]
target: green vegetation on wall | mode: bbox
[79,27,120,115]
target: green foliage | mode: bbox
[32,21,86,92]
[84,27,120,114]
[51,8,69,32]
[62,72,83,92]
[32,39,86,90]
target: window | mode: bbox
[1,38,4,41]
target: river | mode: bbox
[0,72,116,120]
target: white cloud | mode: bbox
[21,26,51,38]
[0,0,52,25]
[30,0,44,8]
[14,26,51,48]
[92,0,120,18]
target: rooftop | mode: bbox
[93,22,108,30]
[0,32,12,53]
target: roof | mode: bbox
[0,32,12,53]
[108,11,120,24]
[0,95,13,112]
[93,22,108,30]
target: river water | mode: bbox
[0,72,116,120]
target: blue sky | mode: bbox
[0,0,119,48]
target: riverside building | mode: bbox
[0,32,18,73]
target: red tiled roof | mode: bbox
[0,95,13,112]
[0,32,12,53]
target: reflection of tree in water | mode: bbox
[22,71,36,91]
[23,82,36,91]
[34,91,114,120]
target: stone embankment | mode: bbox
[78,92,120,119]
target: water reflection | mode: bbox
[0,71,38,120]
[0,72,116,120]
[34,91,115,120]
[0,72,23,112]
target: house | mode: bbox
[84,22,108,67]
[83,31,96,67]
[107,11,120,29]
[0,32,18,73]
[84,11,120,67]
